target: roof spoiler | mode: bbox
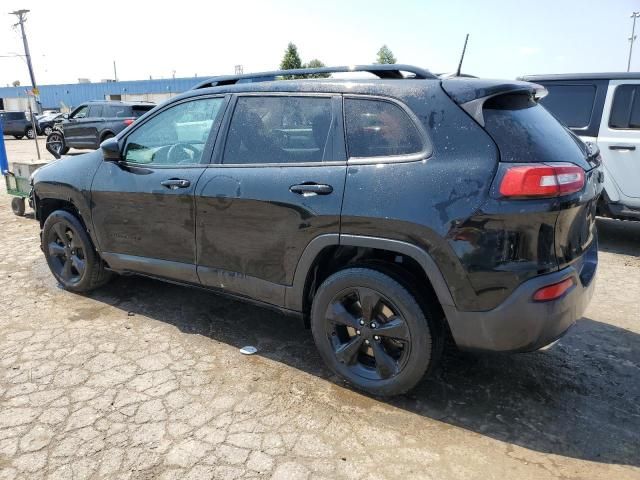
[192,64,437,89]
[441,78,547,126]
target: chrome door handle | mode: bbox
[290,183,333,195]
[161,179,191,189]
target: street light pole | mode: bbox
[628,12,640,72]
[9,9,40,112]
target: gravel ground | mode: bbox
[1,137,639,479]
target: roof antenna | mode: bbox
[456,34,469,77]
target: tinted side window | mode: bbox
[609,84,640,129]
[124,97,224,166]
[71,106,89,119]
[132,106,154,117]
[345,98,423,158]
[223,96,332,164]
[539,84,595,128]
[104,106,123,117]
[88,105,103,118]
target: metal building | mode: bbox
[0,76,205,111]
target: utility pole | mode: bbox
[628,12,640,72]
[10,10,40,112]
[113,60,118,81]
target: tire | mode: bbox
[43,126,53,136]
[42,210,113,292]
[26,127,35,139]
[46,131,69,157]
[101,133,115,143]
[13,135,23,140]
[310,267,441,396]
[11,197,25,216]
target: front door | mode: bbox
[63,105,89,147]
[597,80,640,198]
[195,94,346,306]
[91,95,228,283]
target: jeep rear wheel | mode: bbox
[311,268,439,396]
[42,210,112,292]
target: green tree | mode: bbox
[303,59,330,78]
[12,80,20,87]
[280,42,303,78]
[376,45,397,64]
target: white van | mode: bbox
[521,73,640,221]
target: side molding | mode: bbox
[102,252,200,284]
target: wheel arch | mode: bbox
[99,130,116,143]
[285,234,456,320]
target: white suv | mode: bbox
[521,73,640,221]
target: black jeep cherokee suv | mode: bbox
[31,65,602,396]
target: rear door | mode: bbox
[597,80,640,198]
[194,94,346,306]
[84,104,104,147]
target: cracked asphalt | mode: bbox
[1,138,640,479]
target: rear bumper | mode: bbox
[443,240,597,352]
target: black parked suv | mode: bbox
[0,110,36,139]
[46,100,155,156]
[30,65,603,396]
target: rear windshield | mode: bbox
[483,94,590,169]
[132,106,154,117]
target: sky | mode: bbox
[1,0,639,87]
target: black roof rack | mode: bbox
[192,64,437,89]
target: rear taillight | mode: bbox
[533,277,575,302]
[123,118,135,126]
[499,163,585,198]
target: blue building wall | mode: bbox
[0,77,206,109]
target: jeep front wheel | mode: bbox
[42,210,112,292]
[311,268,439,396]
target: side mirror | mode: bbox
[101,137,122,162]
[62,113,69,119]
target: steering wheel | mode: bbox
[167,142,200,164]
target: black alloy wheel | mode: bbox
[46,220,87,287]
[326,286,411,381]
[42,210,112,292]
[311,268,439,396]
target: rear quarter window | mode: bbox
[132,106,154,117]
[609,84,640,129]
[539,84,596,128]
[344,98,423,158]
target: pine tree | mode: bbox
[376,45,397,64]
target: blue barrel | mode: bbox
[0,117,8,174]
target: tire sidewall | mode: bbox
[42,210,99,292]
[11,197,25,216]
[311,268,433,396]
